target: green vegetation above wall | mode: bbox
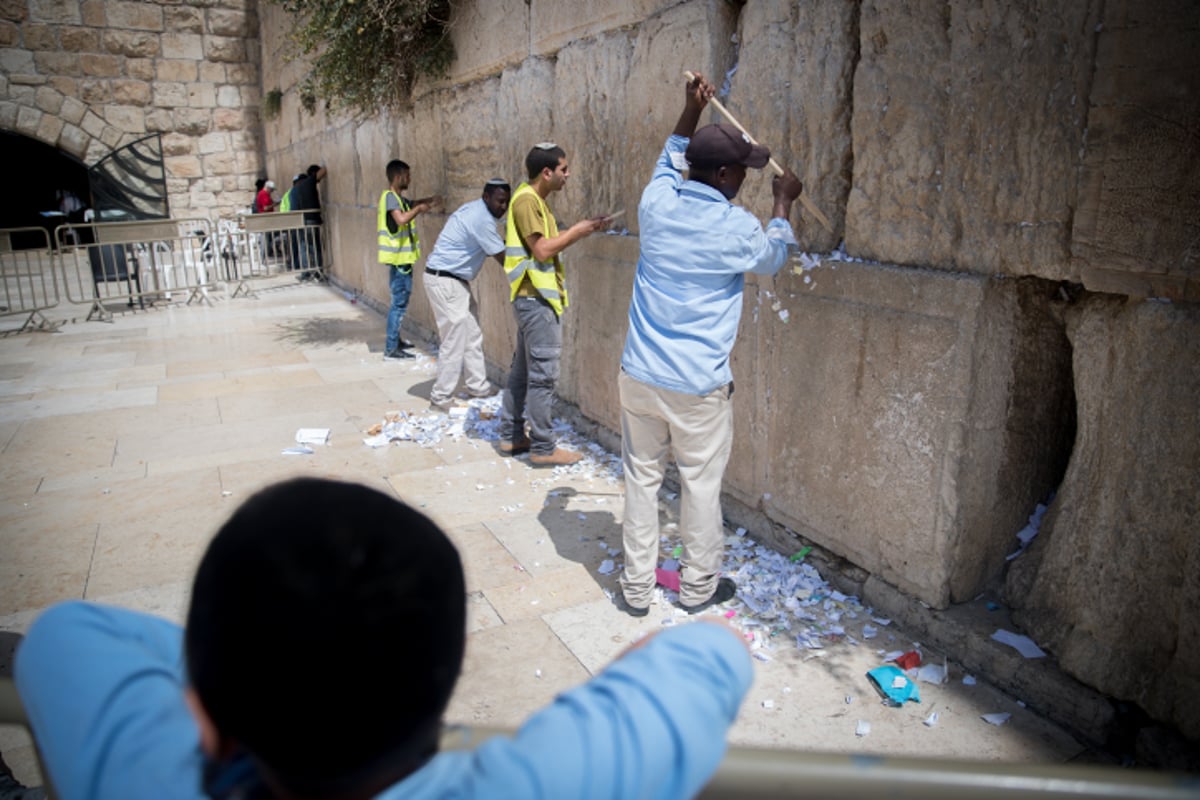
[272,0,454,116]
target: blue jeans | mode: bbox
[385,266,412,353]
[500,297,561,455]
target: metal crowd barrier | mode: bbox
[1,686,1194,800]
[230,211,327,297]
[54,218,218,321]
[0,227,60,332]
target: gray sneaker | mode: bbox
[384,348,415,360]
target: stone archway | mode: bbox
[0,129,89,236]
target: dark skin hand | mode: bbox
[678,71,804,220]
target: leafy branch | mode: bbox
[271,0,454,116]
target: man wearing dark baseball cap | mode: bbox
[616,72,804,618]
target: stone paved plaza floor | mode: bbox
[0,280,1090,789]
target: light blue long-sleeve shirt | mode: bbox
[424,198,506,280]
[16,601,752,799]
[621,134,796,396]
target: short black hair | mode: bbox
[306,164,321,177]
[525,144,565,180]
[254,178,266,191]
[483,179,510,197]
[386,159,411,182]
[185,478,466,793]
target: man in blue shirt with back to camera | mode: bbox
[423,179,511,412]
[15,477,753,800]
[618,72,804,618]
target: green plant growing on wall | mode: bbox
[263,88,283,121]
[272,0,454,117]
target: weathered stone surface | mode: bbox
[34,85,63,115]
[156,59,198,83]
[105,1,162,32]
[446,0,527,84]
[59,26,99,52]
[1,47,35,74]
[203,150,235,176]
[164,6,203,34]
[23,23,56,50]
[733,2,856,250]
[212,106,245,131]
[58,122,88,157]
[1007,297,1200,738]
[126,58,153,80]
[847,0,1097,277]
[79,79,111,104]
[530,0,678,57]
[104,104,144,133]
[1071,0,1200,303]
[28,0,80,25]
[160,32,202,60]
[197,131,225,154]
[204,35,245,63]
[102,30,159,58]
[0,101,16,128]
[31,49,77,76]
[0,21,16,46]
[199,61,226,83]
[58,95,85,125]
[14,104,39,135]
[111,79,151,106]
[187,82,215,108]
[216,85,239,108]
[0,0,27,23]
[35,111,63,143]
[153,81,188,108]
[173,107,210,135]
[79,0,103,27]
[80,53,121,78]
[226,63,255,85]
[144,107,172,131]
[79,109,105,137]
[208,9,254,38]
[161,131,193,156]
[164,154,202,178]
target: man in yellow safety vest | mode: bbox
[378,159,440,359]
[497,143,611,465]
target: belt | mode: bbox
[425,268,467,284]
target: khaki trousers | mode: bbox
[425,272,488,404]
[618,370,733,608]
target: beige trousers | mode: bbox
[618,370,733,608]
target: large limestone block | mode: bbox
[557,234,639,433]
[529,0,680,58]
[446,0,527,84]
[1007,297,1200,739]
[728,1,857,250]
[435,76,509,202]
[847,0,1098,276]
[731,262,1068,608]
[496,57,556,186]
[1071,0,1200,302]
[552,31,635,226]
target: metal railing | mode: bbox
[2,679,1195,799]
[0,227,61,332]
[54,218,218,321]
[229,211,327,296]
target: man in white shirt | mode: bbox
[423,180,511,411]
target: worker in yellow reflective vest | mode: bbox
[379,159,440,359]
[497,143,612,465]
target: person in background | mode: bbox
[253,178,276,213]
[15,477,753,799]
[617,72,804,617]
[379,159,441,360]
[423,179,511,411]
[497,143,611,466]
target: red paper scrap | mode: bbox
[893,650,922,670]
[655,568,681,592]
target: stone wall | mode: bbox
[0,0,263,220]
[243,0,1199,740]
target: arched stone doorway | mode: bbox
[1,130,89,243]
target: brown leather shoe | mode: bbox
[498,435,531,455]
[529,447,583,466]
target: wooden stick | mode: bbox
[683,71,833,233]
